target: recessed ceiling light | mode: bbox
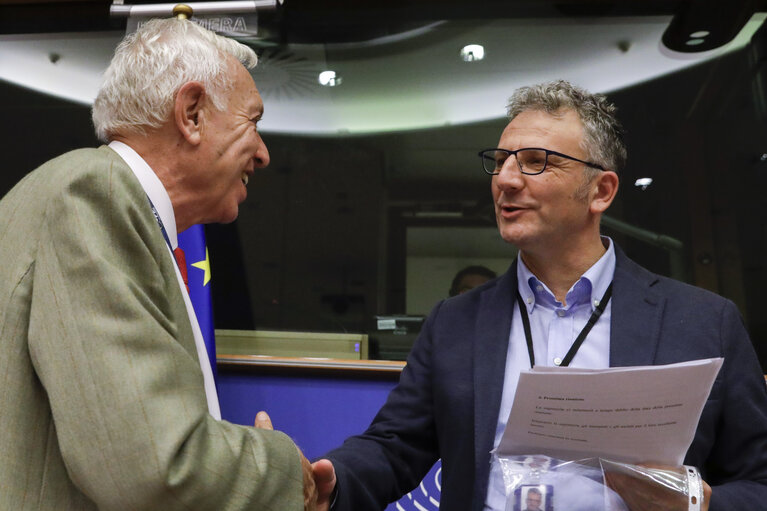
[318,70,342,87]
[460,44,485,62]
[634,177,653,190]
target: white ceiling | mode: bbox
[1,13,764,135]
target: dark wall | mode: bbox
[229,135,385,334]
[0,80,99,191]
[609,45,767,364]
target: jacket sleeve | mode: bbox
[27,160,304,511]
[695,299,767,509]
[325,301,445,510]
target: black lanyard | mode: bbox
[516,282,613,368]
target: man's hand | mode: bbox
[299,451,318,511]
[604,463,711,511]
[312,459,337,511]
[254,411,318,511]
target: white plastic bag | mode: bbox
[498,455,697,511]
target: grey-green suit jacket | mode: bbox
[0,146,303,510]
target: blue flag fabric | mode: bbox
[387,461,441,511]
[178,224,217,379]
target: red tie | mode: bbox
[173,247,190,293]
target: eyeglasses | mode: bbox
[478,147,605,175]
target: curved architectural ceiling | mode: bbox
[1,13,764,134]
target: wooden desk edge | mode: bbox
[217,354,406,374]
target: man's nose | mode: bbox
[254,133,270,168]
[494,157,525,189]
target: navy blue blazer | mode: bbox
[326,247,767,510]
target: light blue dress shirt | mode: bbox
[484,238,616,510]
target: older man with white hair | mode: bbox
[0,17,318,511]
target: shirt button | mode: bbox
[536,285,543,292]
[554,357,562,366]
[526,297,533,305]
[556,309,565,317]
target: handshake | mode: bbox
[255,410,714,511]
[255,411,336,511]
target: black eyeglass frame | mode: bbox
[478,147,606,175]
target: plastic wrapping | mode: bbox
[498,455,697,511]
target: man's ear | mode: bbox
[589,170,619,214]
[174,81,206,145]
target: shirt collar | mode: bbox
[516,236,616,313]
[108,140,178,249]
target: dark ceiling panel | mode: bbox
[0,0,683,37]
[662,0,764,53]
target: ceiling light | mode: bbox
[686,39,705,46]
[690,31,710,38]
[318,70,342,87]
[634,177,653,190]
[460,44,485,62]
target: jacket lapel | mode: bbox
[472,261,517,509]
[609,247,664,367]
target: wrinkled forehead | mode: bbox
[228,60,264,114]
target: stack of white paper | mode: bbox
[497,358,723,465]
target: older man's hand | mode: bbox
[299,451,319,511]
[604,463,711,511]
[255,411,318,511]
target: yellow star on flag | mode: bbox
[191,247,212,286]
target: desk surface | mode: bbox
[217,354,406,374]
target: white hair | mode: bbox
[92,18,258,142]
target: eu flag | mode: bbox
[387,461,441,511]
[178,224,217,379]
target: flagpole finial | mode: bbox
[172,4,193,19]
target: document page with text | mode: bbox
[496,358,723,464]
